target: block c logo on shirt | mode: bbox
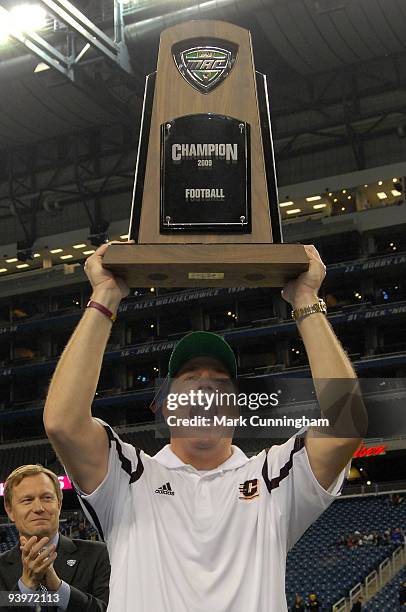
[239,479,260,501]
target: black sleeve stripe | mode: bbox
[130,448,144,484]
[71,424,144,542]
[262,435,305,494]
[103,424,144,484]
[79,496,105,543]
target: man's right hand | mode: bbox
[20,536,57,590]
[84,241,133,303]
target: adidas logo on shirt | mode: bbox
[155,482,175,496]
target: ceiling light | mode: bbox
[391,189,402,197]
[60,254,73,260]
[0,268,7,273]
[333,198,338,203]
[347,196,351,200]
[6,258,17,263]
[73,244,87,249]
[286,208,301,214]
[33,253,41,258]
[393,178,399,182]
[377,192,387,200]
[34,62,50,73]
[306,196,321,202]
[342,189,347,194]
[328,192,333,196]
[50,248,63,254]
[0,19,9,44]
[83,250,95,255]
[150,287,155,292]
[16,263,29,269]
[313,203,327,209]
[378,181,383,186]
[390,243,394,247]
[280,201,294,208]
[364,184,368,188]
[341,207,346,211]
[9,4,47,33]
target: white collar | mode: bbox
[153,444,248,472]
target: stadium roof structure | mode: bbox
[0,0,405,148]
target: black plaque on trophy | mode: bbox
[160,114,251,233]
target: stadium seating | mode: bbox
[0,524,18,553]
[286,496,406,610]
[0,443,60,482]
[365,564,406,611]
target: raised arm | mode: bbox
[282,245,367,490]
[43,242,130,495]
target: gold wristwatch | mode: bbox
[291,298,327,321]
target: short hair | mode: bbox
[4,464,62,509]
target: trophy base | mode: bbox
[102,243,308,288]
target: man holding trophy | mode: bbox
[43,240,365,611]
[43,19,366,611]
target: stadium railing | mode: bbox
[332,542,406,611]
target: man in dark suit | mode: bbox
[0,464,109,611]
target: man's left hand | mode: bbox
[44,565,62,591]
[281,244,326,308]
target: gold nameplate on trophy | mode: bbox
[102,20,308,287]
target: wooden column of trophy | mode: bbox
[102,20,308,287]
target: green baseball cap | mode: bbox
[168,331,237,378]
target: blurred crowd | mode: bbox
[336,527,405,549]
[59,511,99,541]
[291,592,322,611]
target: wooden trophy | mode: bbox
[102,20,308,287]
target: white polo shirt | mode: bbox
[69,419,348,612]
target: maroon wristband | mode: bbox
[86,300,117,322]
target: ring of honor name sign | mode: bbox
[102,21,308,287]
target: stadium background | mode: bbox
[0,0,406,609]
